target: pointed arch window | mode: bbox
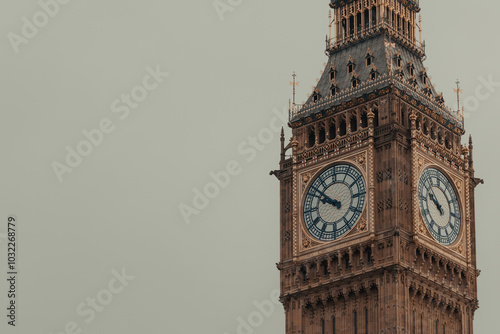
[394,53,403,68]
[318,124,326,144]
[407,62,416,77]
[420,70,429,85]
[328,121,336,140]
[330,84,339,96]
[307,127,316,148]
[312,89,321,103]
[350,114,358,132]
[366,50,374,67]
[370,67,379,81]
[329,66,337,81]
[347,57,356,74]
[339,118,347,136]
[351,74,360,88]
[361,112,368,128]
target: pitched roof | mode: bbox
[291,35,463,131]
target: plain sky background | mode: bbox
[0,0,498,333]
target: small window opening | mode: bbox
[371,72,377,80]
[361,113,368,128]
[331,85,338,97]
[413,311,416,334]
[339,119,347,136]
[328,123,337,140]
[365,309,369,334]
[318,126,326,144]
[354,311,358,334]
[366,246,372,263]
[321,260,328,276]
[350,116,358,132]
[300,266,307,281]
[344,254,350,269]
[308,128,316,148]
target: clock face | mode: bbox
[418,168,461,246]
[303,164,366,241]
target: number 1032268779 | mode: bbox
[7,217,17,272]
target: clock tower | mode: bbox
[271,1,481,333]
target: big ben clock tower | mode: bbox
[271,1,481,333]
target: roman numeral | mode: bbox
[350,175,361,187]
[350,206,361,213]
[304,208,318,214]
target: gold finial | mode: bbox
[289,72,299,107]
[454,79,463,113]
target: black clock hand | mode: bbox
[429,192,444,216]
[320,196,342,209]
[313,187,342,209]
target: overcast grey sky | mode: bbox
[0,0,498,333]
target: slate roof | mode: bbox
[291,34,463,131]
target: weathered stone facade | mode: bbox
[271,1,480,333]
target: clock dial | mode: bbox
[418,168,461,245]
[303,164,366,241]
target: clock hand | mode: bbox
[314,187,342,209]
[320,197,342,209]
[429,193,444,216]
[426,181,445,216]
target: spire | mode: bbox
[469,134,474,170]
[280,127,286,162]
[454,79,463,113]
